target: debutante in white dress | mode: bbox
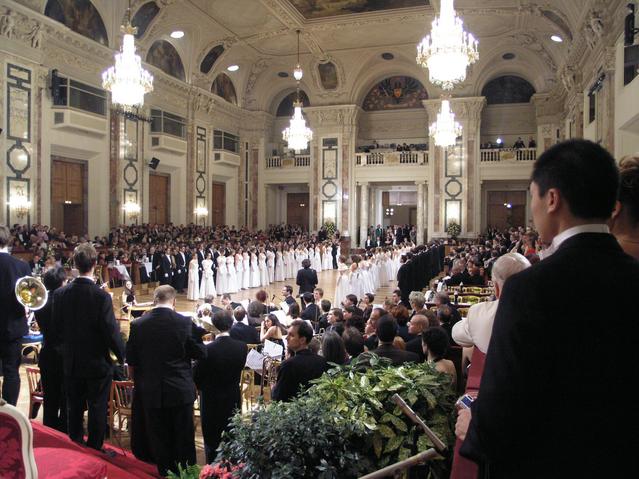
[334,262,351,307]
[378,253,389,287]
[199,258,216,298]
[216,256,227,295]
[274,250,285,282]
[187,257,200,301]
[286,249,296,279]
[226,255,239,293]
[266,249,275,283]
[250,253,260,288]
[235,253,244,291]
[242,252,250,289]
[258,252,270,287]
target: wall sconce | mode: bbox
[503,202,512,209]
[385,207,395,217]
[122,201,141,215]
[194,206,209,217]
[7,188,31,219]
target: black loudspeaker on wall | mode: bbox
[148,157,160,170]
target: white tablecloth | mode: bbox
[114,265,131,281]
[143,262,152,275]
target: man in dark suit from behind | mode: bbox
[457,140,639,478]
[365,315,419,366]
[396,254,413,307]
[194,311,248,463]
[126,285,205,476]
[272,320,328,402]
[0,225,32,405]
[296,259,318,302]
[229,306,260,344]
[52,243,125,451]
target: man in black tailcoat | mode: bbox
[173,245,187,293]
[159,247,173,285]
[457,140,639,478]
[396,253,413,307]
[197,243,205,283]
[194,311,248,463]
[296,259,318,298]
[0,225,32,405]
[126,285,205,476]
[52,243,124,451]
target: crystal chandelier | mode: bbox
[102,1,153,108]
[283,30,312,152]
[7,187,31,219]
[416,0,478,90]
[429,99,462,148]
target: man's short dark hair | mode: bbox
[421,326,450,360]
[213,311,234,332]
[222,293,232,301]
[42,266,66,291]
[377,315,398,343]
[291,319,313,344]
[320,299,331,313]
[73,243,97,274]
[532,139,619,220]
[233,306,246,322]
[342,327,365,357]
[302,292,314,304]
[346,294,357,305]
[284,285,293,295]
[302,258,311,268]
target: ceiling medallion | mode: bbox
[282,30,312,152]
[416,0,478,91]
[102,0,153,109]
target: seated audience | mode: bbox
[342,327,365,361]
[229,307,260,344]
[317,299,332,332]
[272,320,328,402]
[365,315,419,366]
[301,292,321,324]
[326,308,345,336]
[260,313,286,348]
[321,331,348,366]
[389,304,413,342]
[362,293,374,320]
[405,313,433,361]
[422,327,457,387]
[364,307,384,351]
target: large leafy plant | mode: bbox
[216,357,457,478]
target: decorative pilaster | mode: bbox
[359,181,369,247]
[415,181,425,245]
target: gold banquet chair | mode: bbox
[25,367,44,420]
[109,380,134,446]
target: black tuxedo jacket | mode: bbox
[373,344,420,366]
[272,349,328,402]
[461,233,639,477]
[229,322,260,344]
[296,267,318,295]
[301,303,320,322]
[0,253,32,341]
[126,307,205,409]
[193,336,247,394]
[52,277,124,378]
[397,262,412,295]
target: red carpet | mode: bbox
[31,421,162,478]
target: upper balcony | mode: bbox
[479,147,536,181]
[480,147,536,163]
[355,151,429,166]
[265,155,311,169]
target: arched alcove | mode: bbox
[362,76,428,111]
[132,1,159,38]
[211,73,237,105]
[146,40,186,81]
[276,91,310,117]
[44,0,108,46]
[481,76,536,104]
[200,45,225,74]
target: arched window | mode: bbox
[276,91,310,117]
[481,76,536,105]
[132,1,159,38]
[44,0,108,46]
[200,45,225,74]
[362,76,428,111]
[146,40,186,81]
[211,74,237,105]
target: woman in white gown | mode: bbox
[287,247,296,279]
[311,245,322,272]
[199,253,216,298]
[187,252,200,301]
[266,248,275,283]
[333,256,351,307]
[322,244,332,270]
[226,253,239,293]
[250,250,260,288]
[258,248,270,287]
[216,254,227,295]
[274,247,285,282]
[235,249,244,291]
[378,250,389,287]
[242,251,250,289]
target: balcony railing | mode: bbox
[480,147,536,162]
[265,155,311,169]
[355,151,429,166]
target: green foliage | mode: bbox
[216,358,457,478]
[167,463,202,479]
[446,221,461,239]
[323,221,336,238]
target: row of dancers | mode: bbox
[187,244,340,300]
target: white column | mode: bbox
[359,182,369,247]
[415,181,425,245]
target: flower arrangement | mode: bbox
[446,221,461,239]
[323,220,336,238]
[168,462,242,479]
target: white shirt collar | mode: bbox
[541,224,610,259]
[216,332,230,338]
[80,274,95,281]
[154,303,174,310]
[0,246,9,253]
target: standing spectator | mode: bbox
[296,258,318,304]
[0,225,32,406]
[194,311,248,463]
[126,285,205,476]
[52,243,125,451]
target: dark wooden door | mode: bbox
[487,191,527,229]
[51,158,86,235]
[149,173,169,224]
[211,182,226,226]
[287,193,309,229]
